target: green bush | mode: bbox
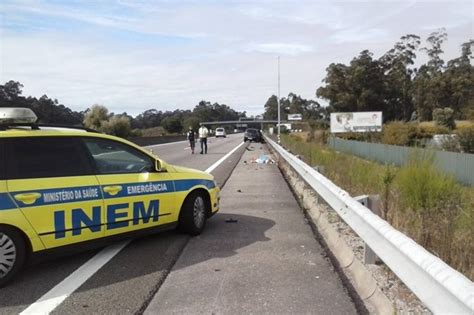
[397,153,462,254]
[101,115,132,138]
[382,121,417,146]
[456,126,474,153]
[433,107,456,130]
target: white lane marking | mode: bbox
[21,139,244,315]
[205,141,245,173]
[144,140,188,148]
[20,241,129,315]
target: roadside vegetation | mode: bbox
[281,133,474,280]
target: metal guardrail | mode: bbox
[265,136,474,314]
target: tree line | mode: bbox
[263,30,473,123]
[318,30,473,122]
[0,81,246,136]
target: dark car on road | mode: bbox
[244,128,263,143]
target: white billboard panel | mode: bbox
[288,114,302,121]
[330,112,382,133]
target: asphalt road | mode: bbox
[0,133,357,315]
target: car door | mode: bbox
[5,136,105,249]
[82,137,178,237]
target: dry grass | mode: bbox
[456,120,474,129]
[418,120,474,129]
[140,126,167,137]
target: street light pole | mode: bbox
[277,55,281,144]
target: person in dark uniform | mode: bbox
[187,126,196,154]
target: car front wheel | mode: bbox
[0,227,26,288]
[178,192,207,236]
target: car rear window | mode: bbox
[5,137,93,179]
[246,129,257,134]
[216,128,224,132]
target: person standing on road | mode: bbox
[187,126,196,154]
[198,124,209,154]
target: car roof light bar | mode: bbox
[0,107,38,125]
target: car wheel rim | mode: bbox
[193,196,206,229]
[0,233,16,279]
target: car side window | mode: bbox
[5,137,93,180]
[83,138,154,174]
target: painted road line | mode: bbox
[205,141,245,174]
[144,140,188,149]
[20,141,244,315]
[20,242,129,315]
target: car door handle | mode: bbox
[103,185,123,196]
[14,193,42,205]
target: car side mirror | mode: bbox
[155,160,167,172]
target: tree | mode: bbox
[0,81,84,124]
[183,116,201,131]
[443,40,474,119]
[317,50,387,118]
[263,95,279,120]
[83,104,109,130]
[433,107,455,129]
[101,115,132,137]
[161,116,183,133]
[379,34,421,120]
[0,81,23,101]
[413,29,449,120]
[423,28,448,71]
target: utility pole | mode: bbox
[277,56,281,144]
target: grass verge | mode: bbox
[281,133,474,280]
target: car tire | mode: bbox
[244,137,247,142]
[178,192,207,236]
[0,226,26,288]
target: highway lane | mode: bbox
[0,134,246,315]
[145,142,358,314]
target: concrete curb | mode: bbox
[274,150,395,315]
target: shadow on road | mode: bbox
[0,213,274,308]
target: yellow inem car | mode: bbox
[0,108,220,286]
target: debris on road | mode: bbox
[225,218,238,223]
[247,154,275,164]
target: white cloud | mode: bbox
[1,0,473,117]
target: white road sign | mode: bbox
[288,114,302,121]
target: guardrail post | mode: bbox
[355,195,382,265]
[366,195,382,265]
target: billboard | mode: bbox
[330,112,382,133]
[288,114,302,121]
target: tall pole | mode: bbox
[277,56,281,144]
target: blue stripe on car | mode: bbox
[6,179,215,208]
[0,193,16,211]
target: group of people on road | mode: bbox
[187,124,209,154]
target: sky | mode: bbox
[1,0,473,117]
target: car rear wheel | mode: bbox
[178,192,207,236]
[0,227,26,287]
